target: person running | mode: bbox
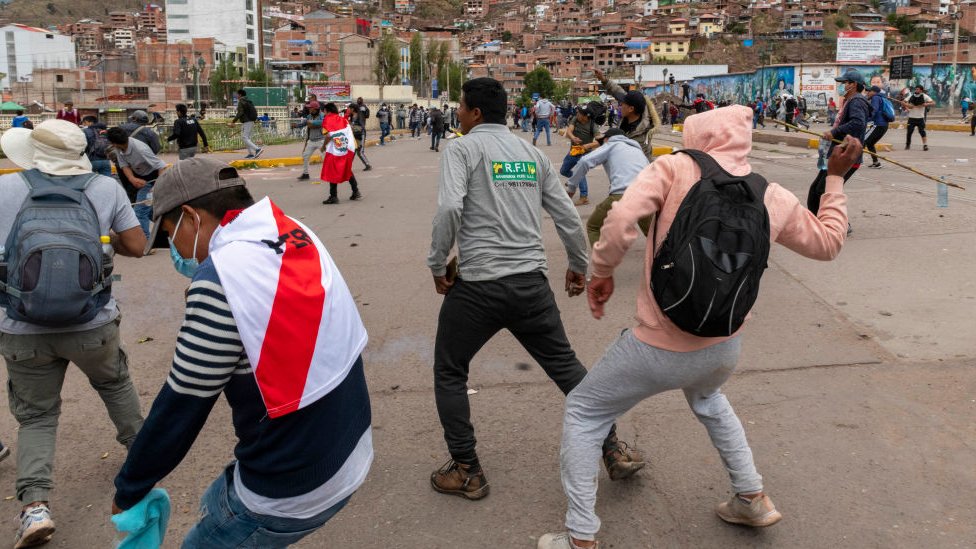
[377,103,392,146]
[297,101,325,180]
[0,119,146,549]
[560,103,601,206]
[783,94,797,131]
[566,128,651,246]
[752,97,765,129]
[410,104,423,137]
[81,115,112,176]
[537,106,862,549]
[806,69,869,219]
[430,105,445,152]
[865,86,892,169]
[426,78,642,502]
[167,103,209,160]
[827,97,838,125]
[228,89,264,159]
[346,103,373,171]
[894,85,934,151]
[533,96,555,146]
[321,102,362,204]
[112,157,372,548]
[593,68,661,162]
[106,127,168,240]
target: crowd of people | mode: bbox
[0,65,959,549]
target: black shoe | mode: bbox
[297,173,310,180]
[847,223,853,236]
[905,144,911,150]
[350,191,363,201]
[363,165,372,171]
[435,147,439,152]
[323,196,339,205]
[923,145,929,151]
[869,163,882,169]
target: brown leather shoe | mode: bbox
[602,432,645,481]
[430,459,490,500]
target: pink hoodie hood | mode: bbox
[682,105,753,177]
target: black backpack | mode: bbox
[651,150,770,337]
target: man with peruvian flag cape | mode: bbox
[320,102,363,205]
[113,157,372,547]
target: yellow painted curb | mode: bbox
[652,146,674,156]
[890,122,971,133]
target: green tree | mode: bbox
[209,58,240,108]
[246,67,271,86]
[501,30,513,42]
[521,66,556,104]
[553,80,572,102]
[448,61,465,102]
[375,34,401,100]
[409,32,424,89]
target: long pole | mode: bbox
[950,16,960,112]
[768,119,966,190]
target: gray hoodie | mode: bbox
[428,123,588,280]
[567,135,649,196]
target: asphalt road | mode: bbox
[0,122,973,548]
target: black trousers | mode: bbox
[970,114,975,135]
[434,272,596,466]
[807,166,858,214]
[329,175,359,198]
[906,118,926,145]
[864,124,888,164]
[784,114,794,131]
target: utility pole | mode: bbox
[950,9,961,112]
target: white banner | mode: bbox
[836,31,885,64]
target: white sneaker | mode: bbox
[15,504,55,549]
[538,532,596,549]
[716,493,783,527]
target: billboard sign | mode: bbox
[800,65,839,107]
[889,55,914,80]
[309,83,352,103]
[836,31,885,64]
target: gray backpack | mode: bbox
[0,170,112,327]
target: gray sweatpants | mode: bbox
[561,330,761,540]
[302,139,324,175]
[178,146,197,160]
[241,121,259,155]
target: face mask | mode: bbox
[913,91,922,97]
[169,210,201,279]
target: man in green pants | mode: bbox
[566,128,651,246]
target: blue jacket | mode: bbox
[869,94,888,127]
[828,94,870,164]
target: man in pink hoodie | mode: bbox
[538,105,862,549]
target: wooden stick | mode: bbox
[767,119,966,190]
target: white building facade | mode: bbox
[0,24,76,91]
[166,0,263,68]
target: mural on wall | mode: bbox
[642,63,975,110]
[849,64,976,107]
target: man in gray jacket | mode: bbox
[567,129,652,246]
[427,78,642,502]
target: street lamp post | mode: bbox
[195,55,206,113]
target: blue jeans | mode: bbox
[560,153,587,197]
[91,159,112,176]
[380,122,391,145]
[534,119,552,145]
[521,118,530,132]
[182,465,351,549]
[431,131,442,150]
[134,182,154,239]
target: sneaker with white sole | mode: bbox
[537,532,597,549]
[715,493,783,527]
[15,504,55,549]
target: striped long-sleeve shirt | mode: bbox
[114,258,372,515]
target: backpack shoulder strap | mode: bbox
[673,149,725,180]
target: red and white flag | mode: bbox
[209,197,367,418]
[320,112,356,184]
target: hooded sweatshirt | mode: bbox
[598,75,661,162]
[590,105,848,353]
[567,135,648,196]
